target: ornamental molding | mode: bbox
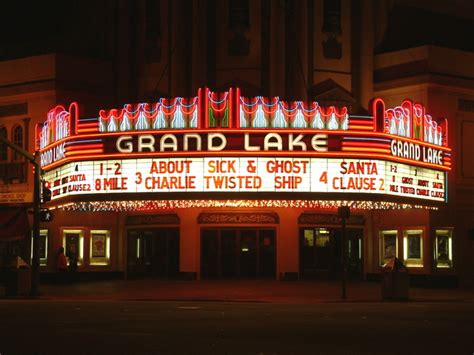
[298,213,365,225]
[198,212,279,224]
[126,213,180,226]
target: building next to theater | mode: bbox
[0,1,473,286]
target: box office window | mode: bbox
[62,229,84,266]
[31,229,48,266]
[90,230,111,266]
[435,229,453,268]
[403,229,423,267]
[380,230,398,266]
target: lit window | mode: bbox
[31,229,48,266]
[435,229,453,268]
[380,230,397,266]
[303,229,314,247]
[403,229,423,267]
[62,229,84,266]
[90,230,111,266]
[12,125,23,161]
[315,228,330,247]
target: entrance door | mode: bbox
[347,229,363,278]
[300,227,363,279]
[201,230,219,278]
[221,230,238,277]
[239,230,257,277]
[200,228,276,279]
[127,228,179,278]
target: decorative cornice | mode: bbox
[198,212,279,224]
[298,213,365,225]
[126,213,180,226]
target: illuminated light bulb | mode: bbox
[120,113,131,131]
[273,106,286,128]
[252,105,267,128]
[239,107,247,128]
[171,107,186,129]
[328,113,338,130]
[153,110,166,129]
[390,117,397,135]
[135,112,149,130]
[340,113,349,130]
[189,108,198,128]
[60,199,438,212]
[293,108,306,129]
[99,118,107,132]
[312,111,324,129]
[107,116,118,132]
[397,117,405,136]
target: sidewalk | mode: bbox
[5,279,472,303]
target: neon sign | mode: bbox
[371,98,447,147]
[44,157,446,202]
[114,133,329,153]
[37,90,451,206]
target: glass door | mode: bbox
[300,227,363,279]
[127,228,180,278]
[200,228,276,279]
[239,230,257,278]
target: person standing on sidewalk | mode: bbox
[68,250,78,283]
[56,247,68,284]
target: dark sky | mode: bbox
[1,1,473,60]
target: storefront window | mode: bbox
[435,229,453,268]
[380,230,397,266]
[12,125,23,161]
[31,229,48,266]
[315,228,330,247]
[90,230,110,265]
[62,229,84,266]
[403,229,423,267]
[303,229,314,247]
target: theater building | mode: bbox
[36,88,454,281]
[1,1,473,287]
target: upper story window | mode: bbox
[322,0,341,35]
[145,0,161,37]
[322,0,342,59]
[228,0,250,56]
[229,0,249,31]
[0,127,7,161]
[145,0,161,62]
[12,125,23,161]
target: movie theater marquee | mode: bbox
[38,92,450,204]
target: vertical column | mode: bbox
[358,0,374,111]
[277,207,300,279]
[178,209,201,279]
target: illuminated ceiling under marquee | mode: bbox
[37,88,451,210]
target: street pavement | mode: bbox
[1,280,473,354]
[0,299,473,354]
[1,279,473,303]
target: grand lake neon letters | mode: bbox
[115,133,329,153]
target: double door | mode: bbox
[300,227,363,279]
[127,228,179,278]
[201,228,276,279]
